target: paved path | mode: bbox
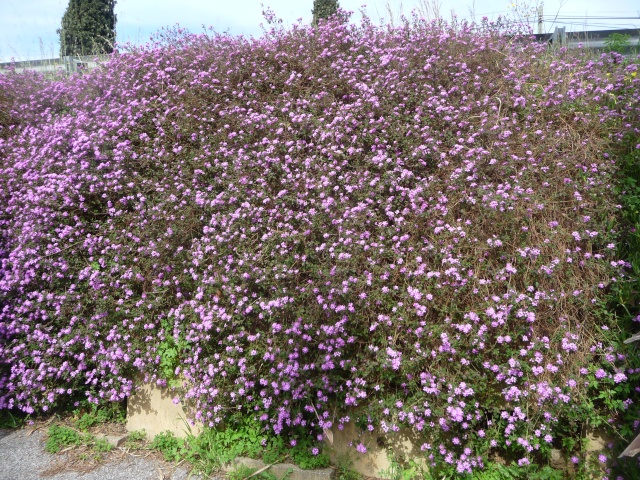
[0,429,212,480]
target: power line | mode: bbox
[544,16,640,20]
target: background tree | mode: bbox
[58,0,117,57]
[311,0,340,26]
[604,33,632,54]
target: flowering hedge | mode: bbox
[1,13,639,474]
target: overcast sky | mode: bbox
[1,0,638,61]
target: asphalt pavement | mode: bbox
[0,428,212,480]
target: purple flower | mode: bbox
[613,373,627,383]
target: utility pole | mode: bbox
[537,5,543,35]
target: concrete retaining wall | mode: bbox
[127,382,613,478]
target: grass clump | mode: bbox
[45,425,84,454]
[45,424,113,455]
[150,430,188,462]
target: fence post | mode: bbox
[549,26,567,49]
[63,56,73,74]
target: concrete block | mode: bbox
[126,381,202,439]
[327,422,389,477]
[101,434,129,447]
[550,448,567,470]
[326,421,426,478]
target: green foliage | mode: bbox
[150,431,188,462]
[311,0,340,26]
[381,455,571,480]
[334,454,363,480]
[0,410,25,429]
[58,0,117,56]
[45,423,116,458]
[145,415,330,475]
[187,414,329,473]
[122,429,147,450]
[228,465,257,480]
[45,425,83,453]
[127,429,147,442]
[156,316,189,388]
[608,121,640,475]
[604,33,632,54]
[514,58,638,477]
[379,457,425,480]
[228,464,287,480]
[336,467,363,480]
[73,402,125,431]
[228,465,256,480]
[290,446,330,470]
[472,463,519,480]
[187,415,266,472]
[262,434,287,464]
[92,436,114,453]
[470,463,563,480]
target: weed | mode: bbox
[468,462,566,480]
[73,403,125,431]
[336,468,363,480]
[186,415,265,472]
[123,429,147,450]
[45,425,82,453]
[0,410,25,429]
[334,454,363,480]
[379,457,424,480]
[92,436,114,453]
[45,423,116,460]
[228,464,291,480]
[144,414,331,475]
[150,431,188,463]
[228,465,257,480]
[127,429,147,442]
[290,446,330,470]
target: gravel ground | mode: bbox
[0,428,218,480]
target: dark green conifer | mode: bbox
[58,0,117,56]
[312,0,340,26]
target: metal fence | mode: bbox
[0,54,111,75]
[534,27,640,51]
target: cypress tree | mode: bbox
[312,0,340,26]
[58,0,117,57]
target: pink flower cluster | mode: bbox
[0,12,638,472]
